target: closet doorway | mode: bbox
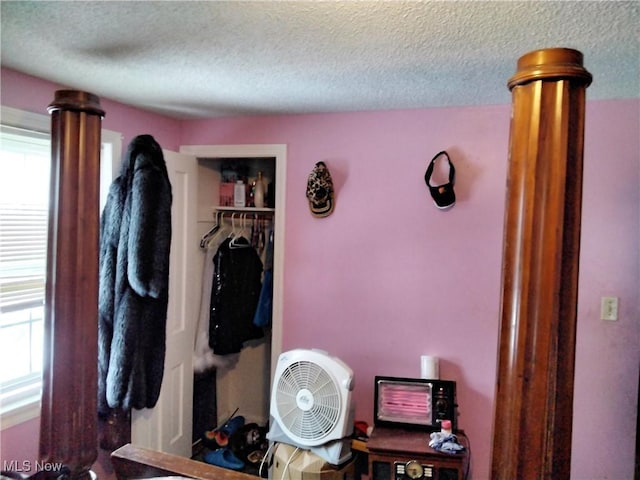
[129,144,285,457]
[182,144,286,452]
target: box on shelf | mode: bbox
[219,182,235,207]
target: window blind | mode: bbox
[0,204,48,313]
[0,127,50,314]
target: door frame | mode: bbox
[179,144,286,378]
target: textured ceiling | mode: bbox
[1,1,638,119]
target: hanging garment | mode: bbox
[253,228,274,328]
[209,237,264,355]
[98,134,172,416]
[193,225,239,373]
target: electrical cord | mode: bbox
[281,446,301,480]
[258,441,276,478]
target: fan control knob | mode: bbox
[342,377,354,391]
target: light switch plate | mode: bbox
[600,296,619,321]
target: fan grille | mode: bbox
[275,359,341,442]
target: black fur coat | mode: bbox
[98,135,172,415]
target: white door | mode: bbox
[131,150,199,456]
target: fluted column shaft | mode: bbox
[491,49,591,479]
[39,90,104,480]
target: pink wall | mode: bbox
[2,68,638,479]
[182,108,509,479]
[182,101,640,479]
[0,418,39,470]
[0,68,182,151]
[573,99,639,478]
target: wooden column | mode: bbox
[39,90,104,480]
[490,49,591,479]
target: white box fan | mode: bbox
[267,348,355,465]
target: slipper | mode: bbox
[425,151,456,210]
[229,423,269,463]
[202,415,245,448]
[202,429,221,449]
[246,450,265,464]
[219,415,245,437]
[203,448,246,470]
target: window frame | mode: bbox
[0,105,122,430]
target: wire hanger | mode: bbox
[229,213,251,249]
[199,211,222,248]
[227,213,237,238]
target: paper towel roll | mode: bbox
[420,355,439,379]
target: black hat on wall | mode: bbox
[425,151,456,210]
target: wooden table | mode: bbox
[367,427,469,480]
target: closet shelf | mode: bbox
[213,206,275,214]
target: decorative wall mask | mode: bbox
[306,161,335,217]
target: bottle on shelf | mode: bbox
[234,180,246,207]
[254,171,266,208]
